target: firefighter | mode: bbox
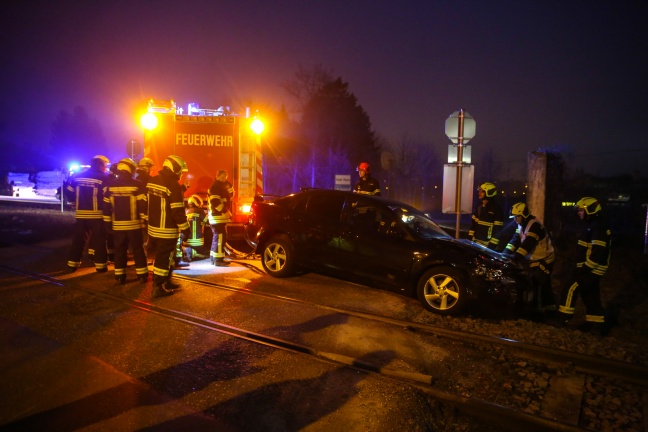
[551,197,612,335]
[102,161,148,284]
[65,155,110,272]
[104,158,137,263]
[504,202,556,316]
[135,157,155,259]
[183,194,209,262]
[468,182,504,250]
[118,157,137,177]
[353,162,381,196]
[146,155,191,297]
[135,157,155,185]
[208,169,233,266]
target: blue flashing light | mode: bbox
[69,162,81,174]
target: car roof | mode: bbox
[298,188,410,208]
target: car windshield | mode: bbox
[392,206,452,239]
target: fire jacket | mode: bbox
[146,168,190,239]
[185,205,208,247]
[135,170,152,186]
[208,179,234,225]
[505,216,555,272]
[65,167,109,219]
[576,214,612,276]
[354,175,381,196]
[469,199,504,250]
[102,172,147,231]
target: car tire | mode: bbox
[416,266,467,316]
[261,234,295,277]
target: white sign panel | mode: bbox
[335,174,352,191]
[442,164,475,214]
[447,145,472,164]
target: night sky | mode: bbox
[2,1,647,178]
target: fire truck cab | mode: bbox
[140,99,263,224]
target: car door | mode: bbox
[298,191,347,271]
[338,196,415,290]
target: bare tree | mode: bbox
[382,135,440,209]
[477,148,502,183]
[281,64,335,117]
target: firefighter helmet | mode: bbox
[478,182,497,198]
[188,194,203,207]
[357,162,371,173]
[510,202,530,219]
[163,155,188,176]
[116,162,134,175]
[138,157,155,169]
[576,197,601,216]
[118,158,137,173]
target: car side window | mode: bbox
[347,198,398,237]
[305,193,345,222]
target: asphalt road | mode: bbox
[0,224,495,431]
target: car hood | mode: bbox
[431,237,514,264]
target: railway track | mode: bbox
[2,265,646,431]
[171,272,648,386]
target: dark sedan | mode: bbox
[245,189,529,316]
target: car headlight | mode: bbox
[472,256,505,281]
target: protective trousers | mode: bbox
[210,223,227,261]
[558,273,605,323]
[151,237,177,286]
[67,218,107,271]
[113,230,148,279]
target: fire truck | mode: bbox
[139,99,264,225]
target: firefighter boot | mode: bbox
[174,257,190,269]
[165,270,182,291]
[546,312,571,329]
[152,284,174,298]
[215,258,230,267]
[152,275,174,298]
[166,280,181,291]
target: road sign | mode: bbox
[127,140,141,159]
[445,111,476,144]
[335,174,351,191]
[444,109,476,238]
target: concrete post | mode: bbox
[528,152,547,223]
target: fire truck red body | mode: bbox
[141,99,262,224]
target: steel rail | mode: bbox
[174,273,648,387]
[0,265,590,432]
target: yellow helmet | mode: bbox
[478,182,497,198]
[163,155,188,176]
[576,197,601,216]
[118,158,137,173]
[188,194,203,207]
[138,157,155,169]
[510,202,530,219]
[116,162,134,174]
